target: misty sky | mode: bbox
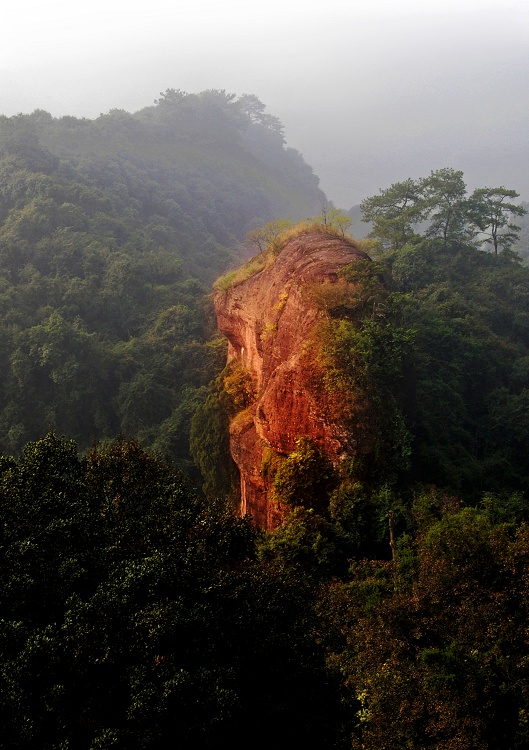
[2,0,528,207]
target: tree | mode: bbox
[320,205,352,237]
[468,186,527,256]
[422,167,470,245]
[245,218,294,255]
[0,97,325,459]
[236,93,285,137]
[361,170,527,256]
[360,177,427,250]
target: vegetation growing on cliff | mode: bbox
[209,179,529,567]
[188,359,249,500]
[213,211,359,292]
[311,260,413,483]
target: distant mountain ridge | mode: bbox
[2,90,326,282]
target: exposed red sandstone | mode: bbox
[214,231,370,529]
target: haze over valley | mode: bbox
[2,0,528,206]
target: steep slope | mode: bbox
[214,230,371,528]
[23,90,326,281]
[0,91,326,458]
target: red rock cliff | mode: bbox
[214,231,370,529]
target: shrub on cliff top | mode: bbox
[213,212,360,292]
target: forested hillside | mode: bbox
[2,102,529,747]
[0,90,325,463]
[359,169,529,497]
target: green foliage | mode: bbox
[270,436,337,515]
[258,506,353,580]
[361,167,526,253]
[260,442,408,575]
[316,313,413,483]
[360,176,428,249]
[213,219,299,293]
[469,186,527,255]
[511,201,529,261]
[4,106,529,750]
[319,503,529,749]
[0,93,324,464]
[358,171,529,497]
[189,361,243,500]
[0,433,345,748]
[310,260,413,487]
[422,167,472,244]
[382,239,529,496]
[245,218,295,254]
[319,206,353,236]
[214,215,362,293]
[259,173,529,581]
[213,254,273,292]
[222,359,255,410]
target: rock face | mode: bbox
[214,231,370,529]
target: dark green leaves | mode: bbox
[0,434,342,747]
[361,168,526,253]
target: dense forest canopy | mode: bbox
[0,90,325,464]
[0,434,346,748]
[1,97,529,747]
[358,170,529,499]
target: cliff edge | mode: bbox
[213,229,373,528]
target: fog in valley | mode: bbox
[2,0,528,208]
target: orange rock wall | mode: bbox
[214,232,369,529]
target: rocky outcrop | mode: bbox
[214,231,370,529]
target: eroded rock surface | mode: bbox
[214,231,370,528]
